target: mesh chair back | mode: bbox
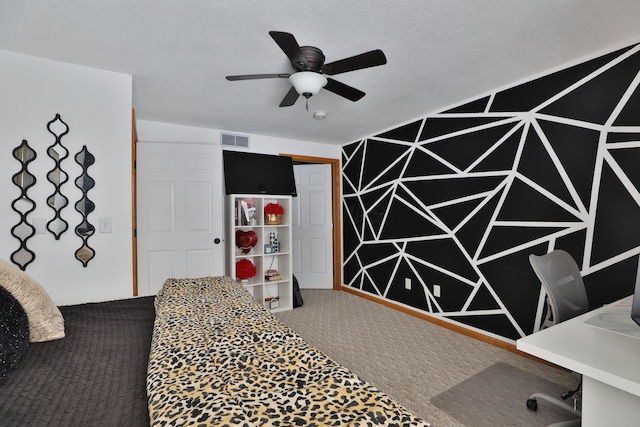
[529,250,589,325]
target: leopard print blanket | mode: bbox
[147,276,430,426]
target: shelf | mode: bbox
[226,194,293,312]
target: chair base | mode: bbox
[527,393,581,427]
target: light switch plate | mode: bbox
[99,217,112,233]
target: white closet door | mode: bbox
[137,142,224,295]
[292,163,333,289]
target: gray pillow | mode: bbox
[0,260,65,342]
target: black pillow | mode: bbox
[0,285,30,386]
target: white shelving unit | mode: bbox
[226,194,293,312]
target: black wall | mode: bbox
[342,43,640,341]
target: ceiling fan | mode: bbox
[226,31,387,109]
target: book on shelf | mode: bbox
[235,199,259,226]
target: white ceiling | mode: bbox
[2,1,640,145]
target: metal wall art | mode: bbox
[11,140,37,271]
[8,115,99,270]
[74,145,96,267]
[45,114,70,239]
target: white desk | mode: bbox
[517,297,640,427]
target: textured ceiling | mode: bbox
[2,1,640,145]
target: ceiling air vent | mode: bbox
[221,132,249,148]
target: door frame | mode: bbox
[282,154,341,291]
[131,110,138,295]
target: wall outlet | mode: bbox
[434,284,441,298]
[404,278,412,290]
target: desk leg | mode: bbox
[582,376,640,427]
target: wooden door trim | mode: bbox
[281,154,342,291]
[131,109,138,296]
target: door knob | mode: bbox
[214,238,221,244]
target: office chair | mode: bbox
[526,249,589,427]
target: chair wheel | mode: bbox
[526,398,538,411]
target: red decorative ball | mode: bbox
[264,203,284,215]
[236,259,257,280]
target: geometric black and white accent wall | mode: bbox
[342,43,640,342]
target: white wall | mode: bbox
[136,120,341,159]
[0,50,133,305]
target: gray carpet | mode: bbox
[431,362,580,426]
[275,289,579,427]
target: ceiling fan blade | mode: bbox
[324,78,365,102]
[269,31,309,71]
[279,86,300,107]
[226,73,290,81]
[322,49,387,75]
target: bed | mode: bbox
[0,260,154,426]
[147,276,430,426]
[1,259,429,426]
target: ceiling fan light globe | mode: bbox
[289,72,327,96]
